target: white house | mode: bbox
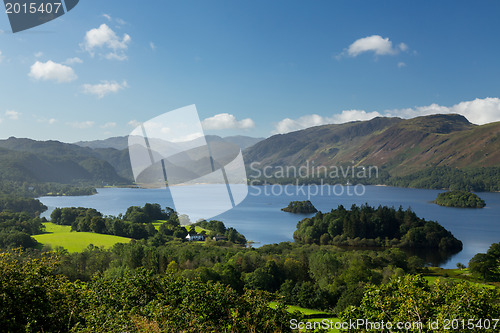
[186,234,205,241]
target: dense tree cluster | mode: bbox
[387,166,500,192]
[49,204,249,245]
[193,220,247,244]
[469,242,500,281]
[293,204,463,251]
[50,205,178,240]
[0,195,47,216]
[281,200,318,214]
[342,274,500,332]
[0,180,96,197]
[434,190,486,208]
[46,238,424,315]
[0,196,47,249]
[250,166,500,192]
[0,249,295,332]
[0,210,45,249]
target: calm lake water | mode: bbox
[39,185,500,269]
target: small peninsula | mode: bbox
[293,204,463,251]
[281,200,318,214]
[434,190,485,208]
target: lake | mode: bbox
[39,185,500,269]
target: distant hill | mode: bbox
[75,135,264,150]
[218,135,265,149]
[0,134,264,187]
[0,138,130,185]
[244,114,500,177]
[74,136,129,150]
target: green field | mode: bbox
[269,302,339,332]
[423,267,497,289]
[34,222,132,253]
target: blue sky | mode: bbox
[1,0,500,142]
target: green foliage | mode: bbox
[0,250,295,332]
[388,166,500,192]
[0,211,45,249]
[293,204,463,251]
[469,242,500,281]
[341,274,500,332]
[434,190,486,208]
[193,219,247,244]
[0,195,47,216]
[281,200,318,214]
[50,205,178,241]
[0,180,96,198]
[0,250,83,332]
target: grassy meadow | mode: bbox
[269,301,339,332]
[34,222,132,252]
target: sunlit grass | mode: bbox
[34,222,132,253]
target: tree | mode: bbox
[90,216,106,234]
[469,242,500,281]
[342,274,500,332]
[0,250,82,332]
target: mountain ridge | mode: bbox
[74,134,264,150]
[244,114,500,177]
[1,113,499,190]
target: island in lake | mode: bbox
[281,200,318,214]
[434,190,485,208]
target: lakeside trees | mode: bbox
[293,204,463,251]
[469,242,500,281]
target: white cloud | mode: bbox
[273,97,500,134]
[339,35,409,58]
[398,43,409,52]
[202,113,255,130]
[5,110,20,120]
[101,122,117,128]
[103,53,127,61]
[397,62,406,68]
[150,42,156,50]
[82,80,128,98]
[385,97,500,125]
[65,57,83,65]
[115,18,127,26]
[34,51,43,58]
[36,117,57,124]
[273,110,381,134]
[29,60,77,83]
[81,24,131,60]
[102,14,112,21]
[128,120,141,127]
[0,50,3,63]
[67,121,95,129]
